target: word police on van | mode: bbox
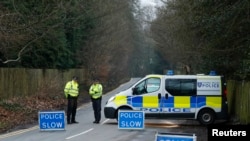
[104,71,229,125]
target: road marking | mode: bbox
[0,126,38,139]
[66,128,93,140]
[101,119,109,125]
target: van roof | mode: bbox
[145,74,221,79]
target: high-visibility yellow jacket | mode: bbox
[64,81,79,98]
[89,83,103,99]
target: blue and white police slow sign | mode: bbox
[39,111,65,131]
[118,110,145,130]
[155,132,196,141]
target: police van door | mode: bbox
[131,76,162,118]
[159,78,197,119]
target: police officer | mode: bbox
[64,76,79,124]
[89,78,103,124]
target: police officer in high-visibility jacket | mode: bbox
[64,76,79,124]
[89,78,103,124]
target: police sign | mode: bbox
[39,111,65,131]
[118,110,144,130]
[155,132,196,141]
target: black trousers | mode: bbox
[91,97,102,122]
[67,95,78,123]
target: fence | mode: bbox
[0,68,87,99]
[227,80,250,124]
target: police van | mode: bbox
[104,71,229,125]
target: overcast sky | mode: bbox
[140,0,164,7]
[140,0,156,7]
[138,0,164,21]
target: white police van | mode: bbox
[104,71,229,125]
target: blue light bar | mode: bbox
[209,70,216,76]
[166,70,174,75]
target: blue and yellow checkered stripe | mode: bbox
[114,95,221,108]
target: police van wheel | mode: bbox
[197,109,215,125]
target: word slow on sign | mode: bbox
[39,111,65,131]
[118,110,145,129]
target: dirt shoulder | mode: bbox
[0,92,90,134]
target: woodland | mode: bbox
[0,0,249,80]
[0,0,249,134]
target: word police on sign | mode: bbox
[39,111,65,131]
[155,132,196,141]
[118,110,144,130]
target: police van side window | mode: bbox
[165,79,197,96]
[133,80,146,95]
[133,78,161,95]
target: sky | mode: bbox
[139,0,164,7]
[140,0,157,7]
[138,0,164,21]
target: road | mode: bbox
[0,78,206,141]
